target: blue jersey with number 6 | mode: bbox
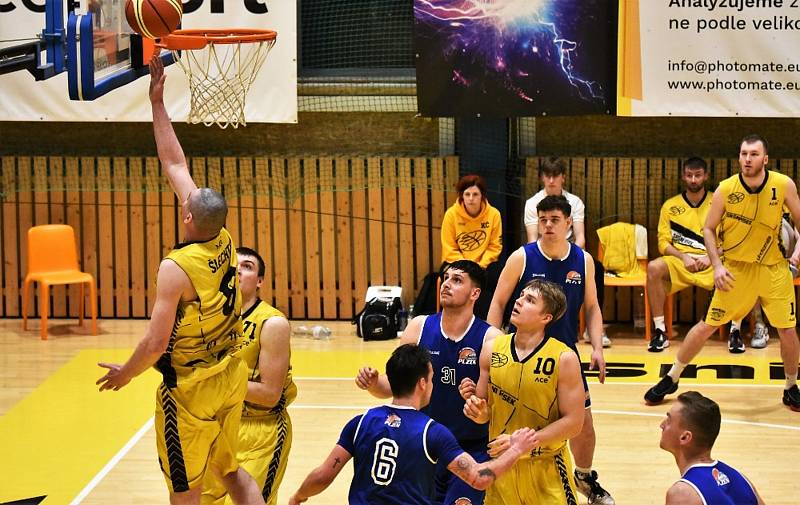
[337,405,464,505]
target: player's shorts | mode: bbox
[485,445,578,505]
[434,438,488,505]
[155,356,248,494]
[662,255,714,294]
[202,410,294,505]
[705,258,796,328]
[568,344,592,409]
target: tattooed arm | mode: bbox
[289,445,352,504]
[446,427,537,490]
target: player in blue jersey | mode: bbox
[289,344,538,505]
[660,391,764,505]
[487,195,613,505]
[356,259,503,505]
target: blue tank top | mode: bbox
[418,312,490,443]
[514,242,585,346]
[338,405,463,505]
[680,461,758,505]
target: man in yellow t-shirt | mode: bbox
[96,56,265,504]
[646,157,714,352]
[645,134,800,412]
[203,247,296,505]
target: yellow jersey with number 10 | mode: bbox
[488,334,572,458]
[157,227,243,388]
[236,300,298,418]
[717,170,791,265]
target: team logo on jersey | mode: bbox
[384,413,402,428]
[712,468,730,486]
[458,347,478,365]
[565,271,582,284]
[668,205,685,216]
[727,192,745,204]
[456,230,487,252]
[454,498,473,505]
[491,352,509,368]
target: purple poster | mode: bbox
[414,0,617,117]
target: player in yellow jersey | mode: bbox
[203,247,296,505]
[463,279,586,504]
[645,134,800,412]
[96,56,265,505]
[647,157,714,352]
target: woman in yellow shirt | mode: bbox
[441,174,503,318]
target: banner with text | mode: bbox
[0,0,296,123]
[619,0,800,117]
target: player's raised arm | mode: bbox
[148,55,197,203]
[355,316,423,398]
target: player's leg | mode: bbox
[213,359,265,504]
[646,259,757,404]
[760,263,799,410]
[572,407,614,505]
[170,487,203,505]
[750,302,770,348]
[646,257,673,351]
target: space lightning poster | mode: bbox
[414,0,617,117]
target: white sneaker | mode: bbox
[751,324,769,349]
[583,331,611,348]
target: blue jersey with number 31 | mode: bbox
[338,404,464,505]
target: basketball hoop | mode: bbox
[159,29,277,129]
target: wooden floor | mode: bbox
[1,318,799,504]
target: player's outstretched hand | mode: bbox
[713,264,735,291]
[463,395,489,424]
[355,366,379,391]
[508,427,538,456]
[96,362,130,392]
[589,349,606,384]
[458,377,476,400]
[148,55,166,104]
[288,493,307,505]
[487,433,510,458]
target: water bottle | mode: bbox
[311,325,332,340]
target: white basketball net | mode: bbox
[170,39,275,129]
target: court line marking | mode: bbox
[288,404,800,432]
[70,416,155,505]
[294,376,786,388]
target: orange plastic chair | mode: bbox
[22,224,98,340]
[596,242,652,340]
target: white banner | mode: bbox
[621,0,800,117]
[0,0,296,122]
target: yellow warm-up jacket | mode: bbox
[441,200,502,269]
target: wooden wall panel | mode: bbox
[4,155,781,324]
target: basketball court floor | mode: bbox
[1,318,798,504]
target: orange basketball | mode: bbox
[125,0,182,39]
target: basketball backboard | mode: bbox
[0,0,172,100]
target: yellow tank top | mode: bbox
[488,333,572,458]
[157,228,243,387]
[658,191,712,255]
[236,299,297,417]
[717,171,790,265]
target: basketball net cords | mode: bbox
[172,40,273,129]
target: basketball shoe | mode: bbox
[783,385,800,411]
[574,469,615,505]
[648,328,669,352]
[644,375,679,405]
[728,328,745,354]
[750,323,769,349]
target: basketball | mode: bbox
[125,0,182,39]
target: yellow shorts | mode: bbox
[662,255,714,294]
[485,446,578,505]
[202,410,293,505]
[155,356,247,494]
[705,259,796,328]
